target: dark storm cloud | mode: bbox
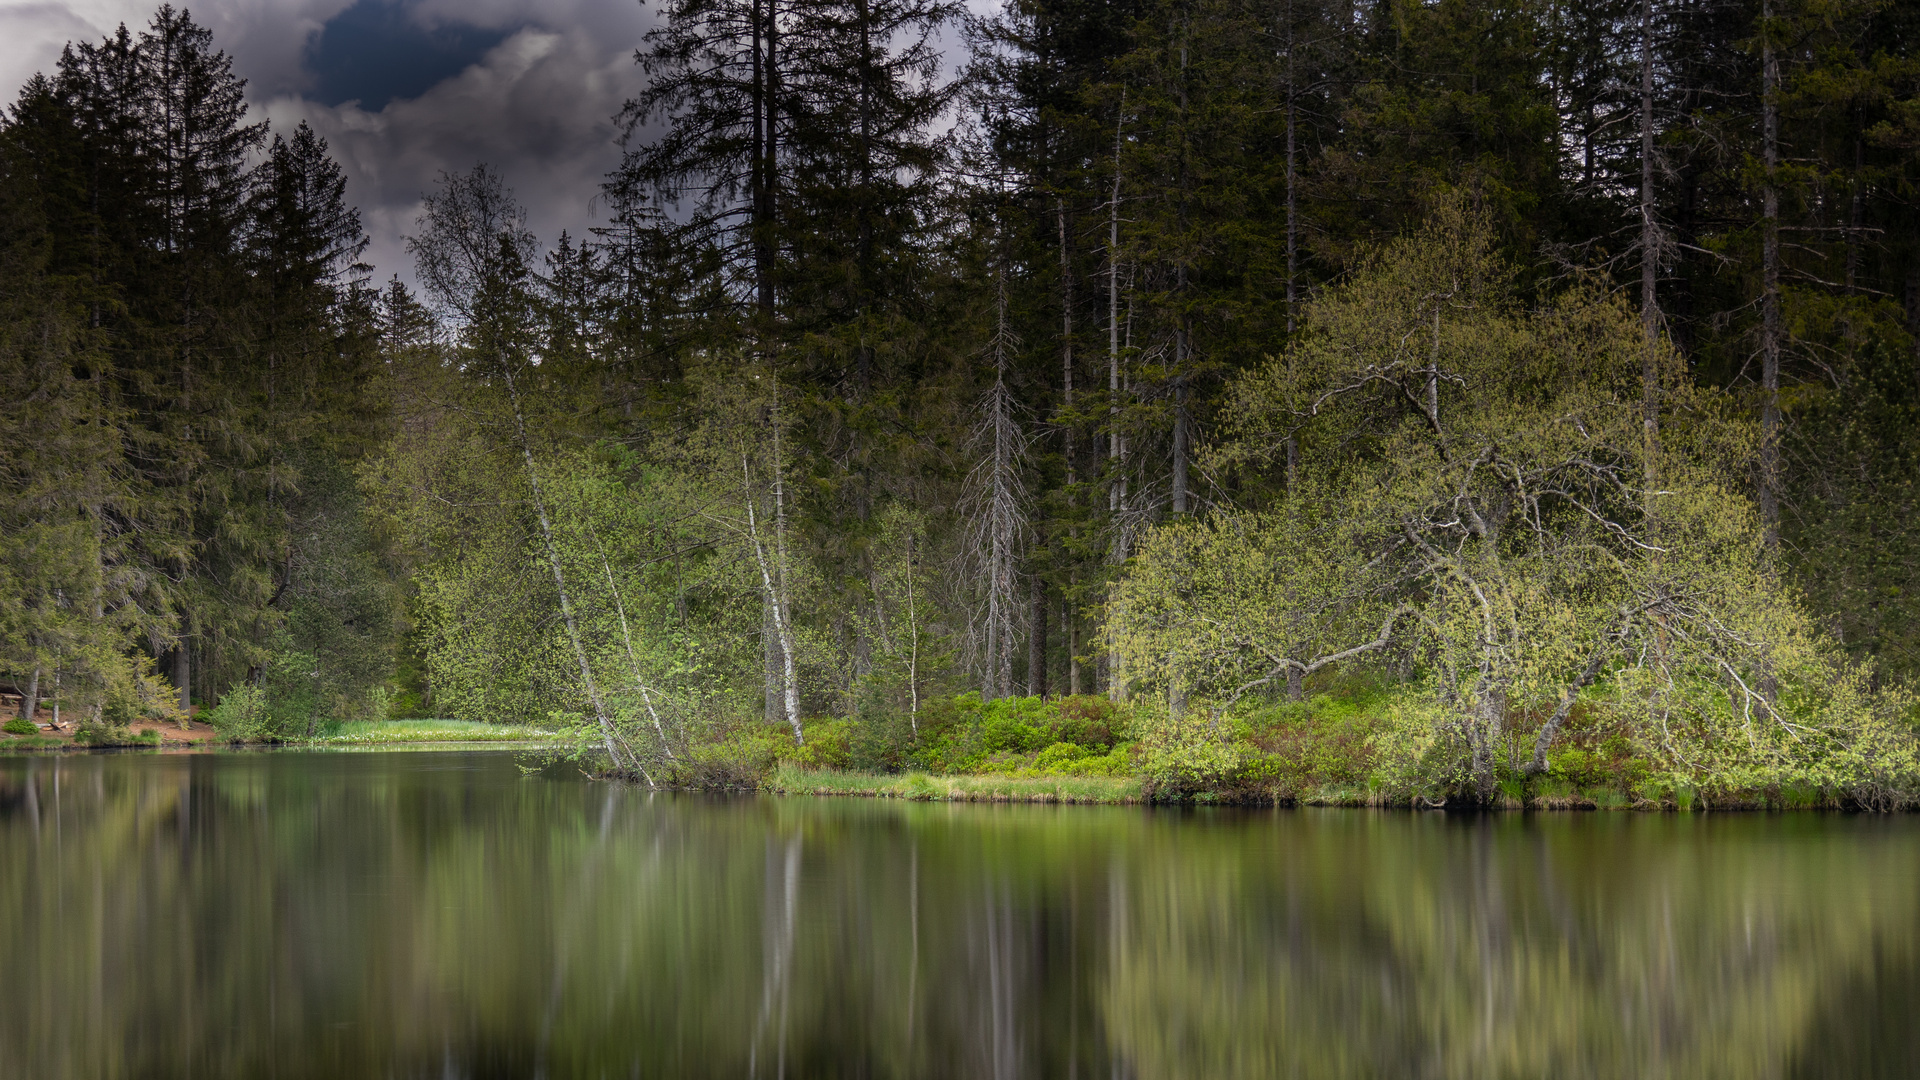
[306,0,516,111]
[1,0,654,289]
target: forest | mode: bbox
[2,0,1919,805]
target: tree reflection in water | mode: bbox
[0,751,1915,1079]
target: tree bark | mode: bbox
[1059,200,1075,488]
[1065,597,1080,695]
[905,532,920,728]
[764,601,783,724]
[173,628,191,716]
[1758,0,1781,552]
[1284,0,1298,337]
[753,0,779,318]
[21,666,39,726]
[1027,573,1048,698]
[1108,100,1124,519]
[745,384,803,742]
[1639,0,1661,473]
[1172,327,1189,514]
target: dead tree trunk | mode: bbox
[981,268,1023,700]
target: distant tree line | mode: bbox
[3,0,1919,797]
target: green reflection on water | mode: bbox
[0,752,1916,1079]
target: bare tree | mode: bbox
[962,253,1031,700]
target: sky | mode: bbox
[0,0,658,286]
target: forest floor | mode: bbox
[0,707,220,750]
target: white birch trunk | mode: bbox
[501,362,645,784]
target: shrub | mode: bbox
[205,684,275,742]
[1137,711,1248,799]
[786,718,854,770]
[1033,741,1088,771]
[73,725,160,747]
[657,722,785,789]
[1034,742,1134,777]
[845,710,916,772]
[1053,696,1124,749]
[3,716,37,736]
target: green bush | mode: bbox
[1033,741,1088,771]
[205,684,275,742]
[1137,711,1249,798]
[72,725,160,747]
[845,710,916,772]
[3,716,38,736]
[786,719,854,770]
[911,694,1128,774]
[1028,741,1134,777]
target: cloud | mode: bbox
[266,22,646,286]
[2,0,653,288]
[305,0,517,110]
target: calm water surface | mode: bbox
[2,749,1918,1078]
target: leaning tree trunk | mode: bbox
[502,362,645,785]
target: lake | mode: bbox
[2,749,1917,1078]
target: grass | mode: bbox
[769,762,1144,803]
[0,734,72,751]
[311,719,553,744]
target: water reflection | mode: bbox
[1,752,1916,1078]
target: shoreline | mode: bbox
[2,739,1876,811]
[744,764,1868,811]
[0,718,554,754]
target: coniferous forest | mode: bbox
[5,0,1920,805]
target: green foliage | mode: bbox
[205,685,272,743]
[1115,207,1920,806]
[1134,710,1249,798]
[199,645,337,743]
[71,727,160,747]
[909,693,1125,774]
[3,717,37,735]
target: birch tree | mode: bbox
[407,166,644,779]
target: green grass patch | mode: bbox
[0,734,69,751]
[313,719,553,744]
[769,763,1143,804]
